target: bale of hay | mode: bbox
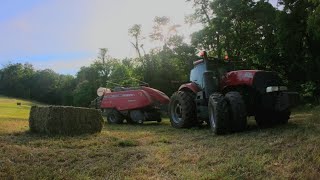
[29,106,103,135]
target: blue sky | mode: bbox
[0,0,278,75]
[0,0,42,22]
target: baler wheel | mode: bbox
[126,117,135,124]
[107,109,124,124]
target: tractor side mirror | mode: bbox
[203,71,218,99]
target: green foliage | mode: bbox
[300,81,319,104]
[72,55,144,106]
[301,81,317,98]
[188,0,320,103]
[57,75,76,105]
[307,0,320,39]
[73,80,94,107]
[0,63,76,106]
[0,63,34,98]
[190,0,279,67]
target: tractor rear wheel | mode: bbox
[208,93,230,135]
[169,91,196,128]
[107,109,124,124]
[225,91,247,132]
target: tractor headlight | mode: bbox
[266,86,288,93]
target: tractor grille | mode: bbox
[252,71,283,94]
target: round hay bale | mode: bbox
[29,106,103,135]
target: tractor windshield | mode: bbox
[206,59,231,76]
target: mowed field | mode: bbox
[0,96,320,179]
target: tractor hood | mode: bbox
[221,70,284,94]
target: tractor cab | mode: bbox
[190,51,231,98]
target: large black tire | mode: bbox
[169,91,196,128]
[144,110,162,122]
[107,109,124,124]
[225,91,247,132]
[129,110,145,124]
[208,93,230,135]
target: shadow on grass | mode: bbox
[102,121,167,130]
[103,118,307,138]
[0,130,102,146]
[2,114,317,148]
[201,121,312,138]
[245,122,300,131]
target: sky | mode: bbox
[0,0,278,75]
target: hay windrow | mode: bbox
[29,106,103,135]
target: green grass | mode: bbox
[0,95,37,119]
[1,96,320,179]
[0,96,41,134]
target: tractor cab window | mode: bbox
[190,63,206,88]
[206,60,230,78]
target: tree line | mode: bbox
[0,0,319,106]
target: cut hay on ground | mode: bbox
[29,106,103,135]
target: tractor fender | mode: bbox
[178,82,200,94]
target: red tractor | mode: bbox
[169,51,298,134]
[91,86,170,124]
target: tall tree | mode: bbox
[150,16,181,49]
[99,48,108,64]
[129,24,144,58]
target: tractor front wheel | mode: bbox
[208,93,230,135]
[225,91,247,132]
[169,91,196,128]
[107,109,124,124]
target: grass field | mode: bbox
[0,96,320,179]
